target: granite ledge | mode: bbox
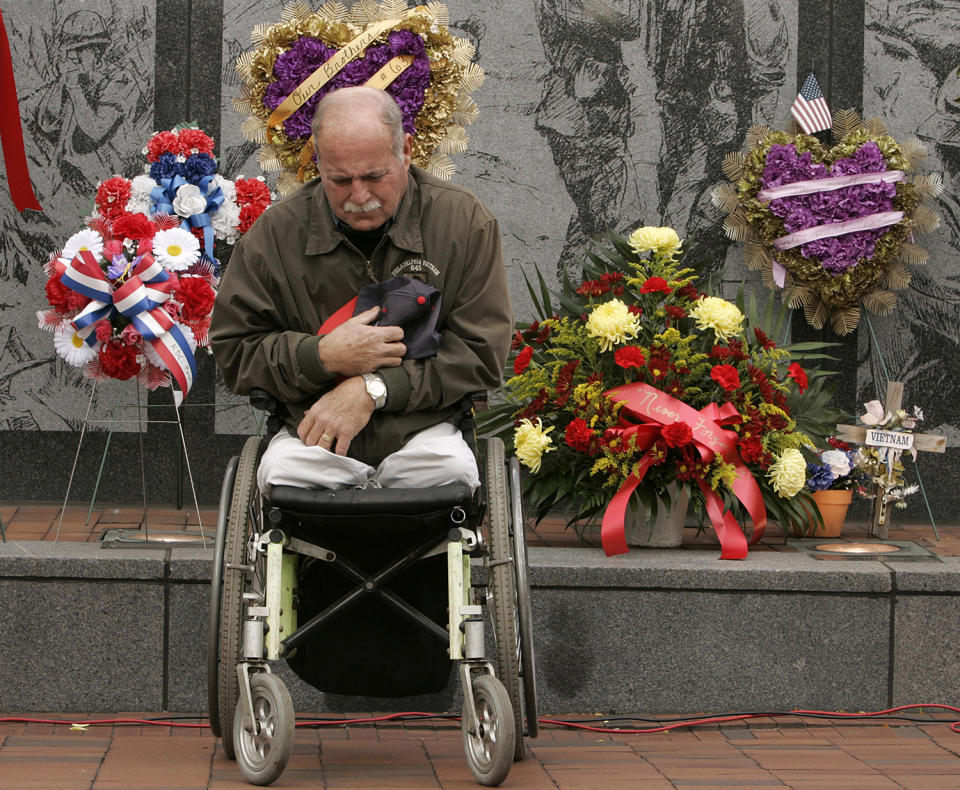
[0,541,165,580]
[527,547,895,593]
[890,559,960,593]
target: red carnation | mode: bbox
[614,346,646,369]
[45,277,88,313]
[710,364,741,392]
[753,328,776,350]
[738,435,766,464]
[112,212,155,242]
[238,203,265,234]
[146,131,180,161]
[94,320,113,343]
[827,436,851,451]
[513,345,534,375]
[787,362,808,393]
[178,128,216,156]
[565,418,594,452]
[576,279,609,297]
[95,177,132,220]
[98,339,140,380]
[664,305,687,320]
[640,276,672,295]
[234,177,271,207]
[661,421,693,448]
[175,277,216,322]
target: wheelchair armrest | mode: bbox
[249,387,280,414]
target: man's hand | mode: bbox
[297,376,375,456]
[317,306,406,376]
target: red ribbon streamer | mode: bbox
[599,383,767,560]
[0,9,42,212]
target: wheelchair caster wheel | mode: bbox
[462,674,515,786]
[233,673,294,786]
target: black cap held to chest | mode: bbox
[354,276,442,359]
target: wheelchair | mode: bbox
[207,390,538,786]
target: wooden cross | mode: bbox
[835,381,946,539]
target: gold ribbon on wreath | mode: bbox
[268,11,421,129]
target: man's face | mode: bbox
[316,122,412,231]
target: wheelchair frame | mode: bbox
[207,398,537,787]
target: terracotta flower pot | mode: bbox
[811,489,853,537]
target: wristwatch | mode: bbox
[361,372,387,409]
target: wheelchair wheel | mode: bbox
[216,435,265,761]
[509,457,539,740]
[461,673,515,787]
[233,672,294,786]
[484,437,525,761]
[207,454,238,739]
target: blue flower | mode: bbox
[150,153,182,182]
[183,153,218,184]
[806,463,835,491]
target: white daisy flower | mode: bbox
[126,174,158,215]
[59,228,104,266]
[143,323,196,369]
[153,227,200,271]
[54,324,99,367]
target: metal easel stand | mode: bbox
[54,380,207,548]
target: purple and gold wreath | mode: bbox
[713,110,943,335]
[233,1,485,194]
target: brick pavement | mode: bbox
[2,713,960,789]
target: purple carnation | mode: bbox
[760,140,898,275]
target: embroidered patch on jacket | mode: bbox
[391,257,441,282]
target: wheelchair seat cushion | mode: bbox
[265,482,474,516]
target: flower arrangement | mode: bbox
[37,126,272,398]
[483,227,845,559]
[806,437,862,491]
[713,110,943,334]
[233,1,485,194]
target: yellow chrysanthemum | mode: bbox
[585,299,640,352]
[767,448,806,498]
[689,296,745,342]
[628,226,682,257]
[514,418,554,473]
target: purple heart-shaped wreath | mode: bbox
[720,126,929,333]
[263,29,431,141]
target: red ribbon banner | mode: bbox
[0,9,42,212]
[600,382,767,560]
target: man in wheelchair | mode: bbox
[206,87,534,787]
[210,86,513,492]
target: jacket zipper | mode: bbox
[343,236,388,284]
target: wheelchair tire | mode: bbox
[462,673,515,787]
[217,435,265,761]
[484,438,525,761]
[208,454,239,739]
[509,456,539,740]
[233,672,294,786]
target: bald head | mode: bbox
[311,87,414,231]
[311,87,406,163]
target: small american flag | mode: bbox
[791,72,832,134]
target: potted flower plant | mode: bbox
[802,438,863,536]
[482,227,845,559]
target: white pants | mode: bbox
[257,422,480,492]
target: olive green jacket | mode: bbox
[210,166,513,466]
